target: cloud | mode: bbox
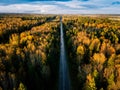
[0,3,58,13]
[56,1,86,9]
[0,0,120,14]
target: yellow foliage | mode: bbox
[107,46,115,56]
[100,42,107,54]
[18,82,26,90]
[27,43,36,52]
[83,37,90,46]
[84,23,89,27]
[27,35,33,40]
[9,34,19,46]
[20,33,26,38]
[41,52,47,64]
[77,45,84,55]
[89,38,100,51]
[87,74,92,82]
[91,23,96,27]
[93,53,106,64]
[83,74,97,90]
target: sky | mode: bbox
[0,0,120,14]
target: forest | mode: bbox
[0,14,60,90]
[63,15,120,90]
[0,14,120,90]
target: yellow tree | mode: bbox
[83,74,97,90]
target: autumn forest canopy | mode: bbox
[0,14,120,90]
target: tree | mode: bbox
[9,34,20,46]
[83,74,97,90]
[76,45,85,64]
[77,45,85,55]
[18,82,26,90]
[92,53,106,65]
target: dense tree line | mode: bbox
[0,14,60,90]
[63,16,120,90]
[0,14,56,43]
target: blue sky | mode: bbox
[0,0,120,14]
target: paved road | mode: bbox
[59,16,70,90]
